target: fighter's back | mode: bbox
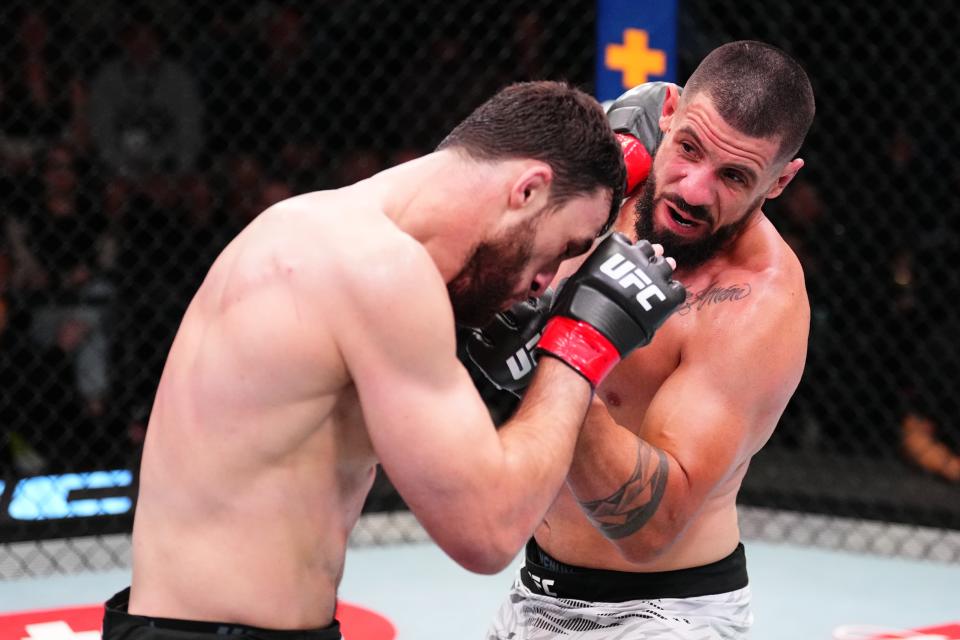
[129,190,402,628]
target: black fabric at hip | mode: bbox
[520,538,748,602]
[102,588,342,639]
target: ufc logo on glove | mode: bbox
[598,253,667,311]
[466,233,685,393]
[506,333,543,381]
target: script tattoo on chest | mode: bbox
[578,446,669,539]
[676,283,752,316]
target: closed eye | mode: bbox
[563,239,594,260]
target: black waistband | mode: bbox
[103,588,342,639]
[520,538,748,602]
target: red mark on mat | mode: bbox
[868,622,960,639]
[0,602,396,640]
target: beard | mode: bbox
[447,214,537,328]
[633,171,761,271]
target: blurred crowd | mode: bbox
[765,139,960,483]
[0,3,390,473]
[0,0,958,486]
[0,0,573,474]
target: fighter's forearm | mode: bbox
[494,358,593,546]
[387,358,592,576]
[566,405,688,561]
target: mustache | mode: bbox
[662,193,712,226]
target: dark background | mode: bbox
[1,0,958,573]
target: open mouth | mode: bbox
[666,202,698,228]
[661,202,703,237]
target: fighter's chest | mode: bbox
[595,301,697,429]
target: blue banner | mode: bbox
[0,469,136,542]
[596,0,677,102]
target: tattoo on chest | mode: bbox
[578,446,669,539]
[676,283,752,315]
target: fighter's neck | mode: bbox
[616,207,779,283]
[680,214,779,283]
[365,150,502,282]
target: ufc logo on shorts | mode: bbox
[506,333,542,380]
[599,253,666,311]
[528,571,558,596]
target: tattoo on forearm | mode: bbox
[676,283,752,316]
[579,447,669,539]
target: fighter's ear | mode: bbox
[508,162,553,212]
[765,158,804,200]
[659,84,681,133]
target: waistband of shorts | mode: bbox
[520,538,748,602]
[103,588,342,639]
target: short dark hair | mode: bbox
[683,40,815,161]
[438,81,626,234]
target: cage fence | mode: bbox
[1,0,959,578]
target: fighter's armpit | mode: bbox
[578,445,669,539]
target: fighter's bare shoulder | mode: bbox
[679,231,809,404]
[680,227,807,325]
[268,191,447,306]
[735,230,809,326]
[268,191,453,354]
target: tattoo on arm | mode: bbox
[578,446,669,539]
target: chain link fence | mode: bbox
[1,0,958,578]
[681,0,960,553]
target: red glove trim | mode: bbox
[537,317,621,388]
[616,133,652,195]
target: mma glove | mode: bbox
[607,81,680,196]
[465,288,555,397]
[465,80,683,396]
[536,233,686,389]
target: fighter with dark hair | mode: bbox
[100,80,685,640]
[476,41,816,638]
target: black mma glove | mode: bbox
[536,233,685,388]
[606,81,680,195]
[465,288,555,396]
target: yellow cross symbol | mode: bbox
[605,28,667,88]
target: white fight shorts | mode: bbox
[487,539,752,640]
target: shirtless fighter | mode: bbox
[476,42,816,638]
[100,81,686,640]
